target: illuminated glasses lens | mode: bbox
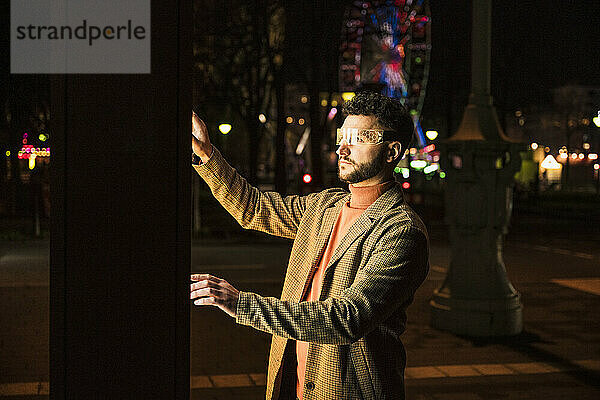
[336,128,383,145]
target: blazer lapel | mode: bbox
[325,182,405,273]
[295,195,347,302]
[293,183,404,302]
[325,213,374,272]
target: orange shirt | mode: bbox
[295,180,395,400]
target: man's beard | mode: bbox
[337,149,387,184]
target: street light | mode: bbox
[430,0,523,337]
[218,124,232,135]
[593,111,600,127]
[410,160,427,169]
[425,130,438,140]
[423,164,439,174]
[341,92,356,101]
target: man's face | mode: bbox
[336,115,388,184]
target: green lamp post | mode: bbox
[430,0,524,336]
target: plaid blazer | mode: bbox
[194,147,430,400]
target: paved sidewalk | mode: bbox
[185,227,600,399]
[188,250,600,400]
[1,233,599,399]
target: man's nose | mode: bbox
[336,139,350,156]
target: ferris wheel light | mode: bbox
[258,114,267,123]
[589,153,598,160]
[339,1,430,124]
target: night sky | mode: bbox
[1,1,598,114]
[442,0,600,107]
[283,0,600,128]
[428,0,600,132]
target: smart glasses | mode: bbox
[336,128,396,145]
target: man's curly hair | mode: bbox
[341,91,414,152]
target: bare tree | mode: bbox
[193,0,285,184]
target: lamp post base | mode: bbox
[430,289,523,337]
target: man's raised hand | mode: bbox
[192,111,213,162]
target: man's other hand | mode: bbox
[190,274,240,318]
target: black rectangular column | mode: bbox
[50,1,191,398]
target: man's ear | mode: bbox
[387,142,402,163]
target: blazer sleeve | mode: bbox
[234,224,430,344]
[193,146,315,239]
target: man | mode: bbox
[190,91,429,400]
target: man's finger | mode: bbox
[194,297,216,306]
[190,280,221,291]
[191,274,225,284]
[190,273,212,281]
[190,287,222,299]
[192,113,206,131]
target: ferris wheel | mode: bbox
[340,0,431,147]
